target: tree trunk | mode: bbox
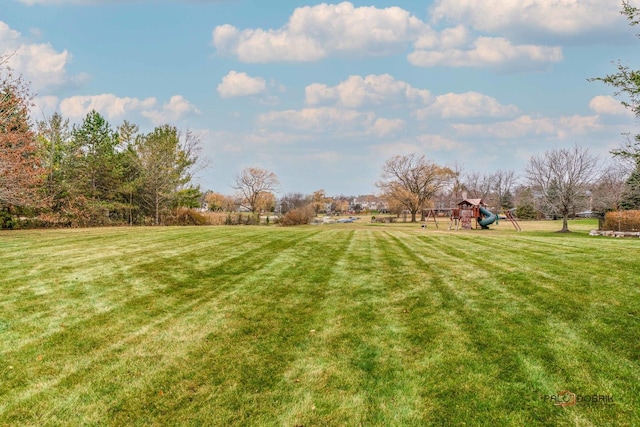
[155,193,160,225]
[560,212,570,232]
[411,210,417,222]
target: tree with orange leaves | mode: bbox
[0,63,44,226]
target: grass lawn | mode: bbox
[0,220,638,426]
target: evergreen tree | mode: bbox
[591,2,640,162]
[621,161,640,210]
[136,125,201,224]
[66,110,122,225]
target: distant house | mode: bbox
[349,195,388,212]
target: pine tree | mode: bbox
[621,162,640,210]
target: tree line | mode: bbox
[0,65,202,228]
[1,3,638,230]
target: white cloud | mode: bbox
[371,118,405,137]
[370,141,422,158]
[213,2,425,62]
[453,114,602,139]
[415,91,519,119]
[408,36,562,70]
[31,95,59,118]
[211,2,567,70]
[217,71,266,98]
[0,21,81,91]
[305,74,431,108]
[430,0,624,39]
[142,95,201,125]
[372,135,461,159]
[589,95,634,117]
[257,107,376,133]
[243,131,303,146]
[414,24,471,50]
[58,93,199,125]
[0,21,21,42]
[19,0,227,3]
[59,94,156,120]
[416,134,461,151]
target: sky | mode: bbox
[2,0,639,196]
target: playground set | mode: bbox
[422,198,521,231]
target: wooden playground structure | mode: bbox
[422,199,521,231]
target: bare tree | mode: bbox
[526,145,600,232]
[592,161,628,213]
[232,167,279,213]
[492,170,517,209]
[464,171,493,200]
[448,162,466,206]
[377,153,454,222]
[279,192,309,214]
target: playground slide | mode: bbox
[478,206,498,229]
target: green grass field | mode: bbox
[1,220,638,426]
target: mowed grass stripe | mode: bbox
[0,227,315,346]
[276,229,430,426]
[0,225,638,426]
[1,228,322,422]
[104,229,357,426]
[1,228,351,425]
[387,230,639,425]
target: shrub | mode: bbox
[603,210,640,232]
[199,211,230,225]
[280,206,314,226]
[0,210,16,229]
[515,203,536,220]
[166,208,208,226]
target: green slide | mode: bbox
[478,206,497,229]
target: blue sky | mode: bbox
[2,0,639,195]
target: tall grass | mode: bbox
[0,221,638,426]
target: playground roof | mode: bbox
[458,198,485,207]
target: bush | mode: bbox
[280,206,314,226]
[198,211,230,225]
[515,203,537,220]
[166,208,208,226]
[603,210,640,232]
[0,210,16,229]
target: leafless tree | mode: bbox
[447,162,466,206]
[526,145,600,232]
[591,160,628,213]
[464,171,493,200]
[492,170,517,209]
[377,153,454,222]
[232,167,280,213]
[279,192,309,214]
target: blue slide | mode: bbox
[478,206,498,229]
